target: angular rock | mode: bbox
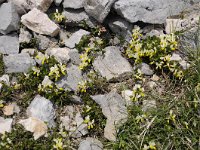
[68,49,81,65]
[27,95,55,127]
[46,48,70,64]
[3,103,20,116]
[65,29,90,48]
[78,137,103,150]
[84,0,116,23]
[0,2,20,34]
[21,8,60,37]
[108,17,133,41]
[91,89,128,141]
[60,106,88,138]
[63,0,84,9]
[21,48,36,56]
[113,0,190,24]
[56,65,83,91]
[0,117,13,134]
[10,0,53,14]
[34,33,57,50]
[3,53,35,73]
[0,35,19,54]
[19,27,32,44]
[19,117,48,140]
[93,46,132,81]
[139,63,154,76]
[62,9,97,28]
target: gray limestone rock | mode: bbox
[3,53,35,73]
[0,35,19,54]
[56,65,83,91]
[139,63,154,76]
[46,47,70,64]
[108,17,133,41]
[93,46,133,81]
[0,2,20,34]
[78,137,103,150]
[19,27,32,44]
[113,0,191,24]
[62,9,97,28]
[27,95,56,127]
[84,0,116,23]
[64,29,90,49]
[91,89,128,141]
[62,0,84,9]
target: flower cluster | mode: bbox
[51,9,65,23]
[126,27,184,79]
[131,84,145,102]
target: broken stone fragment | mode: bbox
[60,106,88,138]
[0,2,20,34]
[84,0,116,23]
[46,48,71,64]
[0,117,13,134]
[27,95,56,127]
[21,8,60,37]
[3,103,20,116]
[64,29,90,49]
[78,137,103,150]
[93,46,133,81]
[0,35,19,54]
[91,89,128,141]
[19,117,48,140]
[62,0,84,9]
[3,53,36,73]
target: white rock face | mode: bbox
[0,117,13,134]
[19,117,48,140]
[114,0,190,24]
[21,8,60,37]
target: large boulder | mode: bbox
[0,2,20,34]
[3,53,35,73]
[84,0,116,23]
[113,0,191,24]
[0,35,19,54]
[21,8,60,37]
[93,46,133,81]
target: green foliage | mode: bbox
[76,35,107,71]
[126,27,184,79]
[50,9,65,24]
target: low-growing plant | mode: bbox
[126,27,184,79]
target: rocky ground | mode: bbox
[0,0,200,150]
